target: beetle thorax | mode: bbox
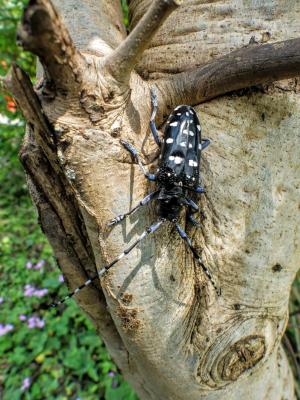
[157,185,183,221]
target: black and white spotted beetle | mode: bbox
[51,89,220,307]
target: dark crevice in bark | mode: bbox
[20,130,99,291]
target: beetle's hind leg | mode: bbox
[108,190,159,227]
[187,212,201,228]
[175,222,221,296]
[121,140,156,181]
[150,88,161,147]
[182,197,201,227]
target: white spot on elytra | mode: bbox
[189,131,194,136]
[180,142,186,147]
[166,138,174,144]
[198,143,202,150]
[183,129,188,135]
[176,113,181,116]
[197,125,201,131]
[174,106,181,111]
[174,156,183,164]
[169,156,175,160]
[185,112,189,116]
[189,143,193,148]
[167,172,171,176]
[170,121,178,127]
[189,160,198,167]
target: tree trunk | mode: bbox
[5,0,300,399]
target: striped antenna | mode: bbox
[50,220,163,308]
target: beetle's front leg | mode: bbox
[121,140,156,181]
[108,190,159,227]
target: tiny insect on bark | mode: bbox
[50,89,220,307]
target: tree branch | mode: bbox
[17,0,86,95]
[157,38,300,117]
[104,0,179,84]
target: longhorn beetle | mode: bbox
[50,89,220,307]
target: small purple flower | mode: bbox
[24,285,48,298]
[27,318,35,329]
[27,316,45,329]
[26,262,33,269]
[34,260,45,270]
[0,297,4,305]
[24,284,35,297]
[33,288,48,298]
[58,274,64,283]
[21,377,31,391]
[19,314,27,321]
[0,323,14,336]
[108,371,116,378]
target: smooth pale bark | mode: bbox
[7,0,300,399]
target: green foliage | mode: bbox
[0,0,138,399]
[121,0,129,28]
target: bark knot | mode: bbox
[218,335,265,381]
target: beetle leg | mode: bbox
[121,140,157,181]
[108,190,159,226]
[187,214,201,227]
[194,186,205,194]
[199,139,210,151]
[150,88,161,147]
[182,197,201,227]
[184,197,198,212]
